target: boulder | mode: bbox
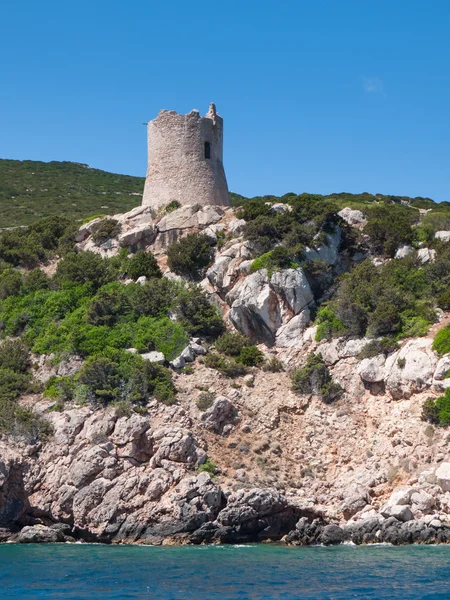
[435,231,450,242]
[201,396,235,433]
[228,271,281,345]
[18,525,64,544]
[275,310,311,348]
[304,226,341,266]
[395,245,414,259]
[141,351,165,364]
[228,219,246,236]
[386,339,437,398]
[180,346,195,363]
[435,462,450,492]
[270,269,314,315]
[411,490,435,513]
[118,224,156,249]
[270,203,291,214]
[417,248,436,264]
[434,357,450,380]
[380,504,414,522]
[320,524,344,545]
[357,354,386,383]
[338,207,367,226]
[190,342,207,356]
[170,356,185,370]
[387,487,417,506]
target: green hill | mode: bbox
[0,159,145,227]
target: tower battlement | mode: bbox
[142,103,230,210]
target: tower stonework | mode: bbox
[142,103,230,210]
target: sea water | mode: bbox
[1,543,450,599]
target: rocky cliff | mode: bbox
[2,200,450,546]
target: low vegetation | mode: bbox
[291,353,343,404]
[0,159,144,227]
[167,233,212,280]
[0,216,227,437]
[422,391,450,427]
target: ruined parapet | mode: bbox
[142,103,230,210]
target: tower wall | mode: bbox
[142,104,230,210]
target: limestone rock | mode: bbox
[201,396,234,432]
[118,224,156,249]
[141,351,165,364]
[395,245,414,259]
[180,346,196,363]
[435,231,450,242]
[270,269,314,315]
[304,226,341,266]
[228,218,246,236]
[228,271,281,345]
[275,310,311,349]
[18,525,64,544]
[338,207,367,226]
[358,354,386,383]
[434,357,450,380]
[436,463,450,492]
[170,356,185,370]
[386,338,438,398]
[380,504,414,522]
[417,248,436,264]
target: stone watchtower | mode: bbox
[142,103,230,210]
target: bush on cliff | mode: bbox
[124,250,162,280]
[167,233,212,280]
[90,219,121,245]
[422,391,450,427]
[433,326,450,356]
[0,215,76,267]
[291,353,343,404]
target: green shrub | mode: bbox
[43,376,75,402]
[433,326,450,356]
[0,339,30,373]
[86,282,133,326]
[314,306,345,341]
[261,357,284,372]
[236,346,264,367]
[198,458,216,476]
[196,391,215,411]
[167,233,212,280]
[164,200,181,213]
[215,332,251,356]
[124,250,161,280]
[21,269,50,294]
[175,286,225,338]
[358,338,399,359]
[422,391,450,426]
[437,289,450,311]
[250,247,295,274]
[363,205,417,257]
[74,351,176,406]
[0,216,75,268]
[91,219,121,245]
[132,316,187,359]
[291,353,343,404]
[0,268,22,299]
[55,252,117,290]
[132,278,179,318]
[204,353,247,377]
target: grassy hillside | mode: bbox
[0,159,144,227]
[1,158,449,228]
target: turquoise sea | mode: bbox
[1,543,450,599]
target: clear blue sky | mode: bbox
[1,0,449,201]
